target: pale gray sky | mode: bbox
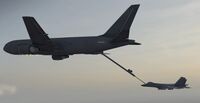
[0,0,200,103]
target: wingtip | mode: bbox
[22,16,34,19]
[131,4,140,7]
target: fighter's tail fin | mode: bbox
[101,5,140,42]
[175,77,187,87]
[23,16,50,45]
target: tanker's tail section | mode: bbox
[101,5,140,43]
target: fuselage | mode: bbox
[4,36,135,56]
[142,82,187,90]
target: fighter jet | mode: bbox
[4,5,140,60]
[141,77,190,90]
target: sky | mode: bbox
[0,0,200,103]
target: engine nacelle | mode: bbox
[168,88,174,90]
[52,55,69,60]
[29,46,39,54]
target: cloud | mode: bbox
[0,84,17,96]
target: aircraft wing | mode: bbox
[158,85,174,90]
[23,17,54,52]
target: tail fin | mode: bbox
[23,16,50,45]
[101,5,140,42]
[175,77,187,87]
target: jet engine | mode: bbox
[52,55,69,60]
[29,46,39,54]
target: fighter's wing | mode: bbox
[158,84,176,90]
[23,16,54,52]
